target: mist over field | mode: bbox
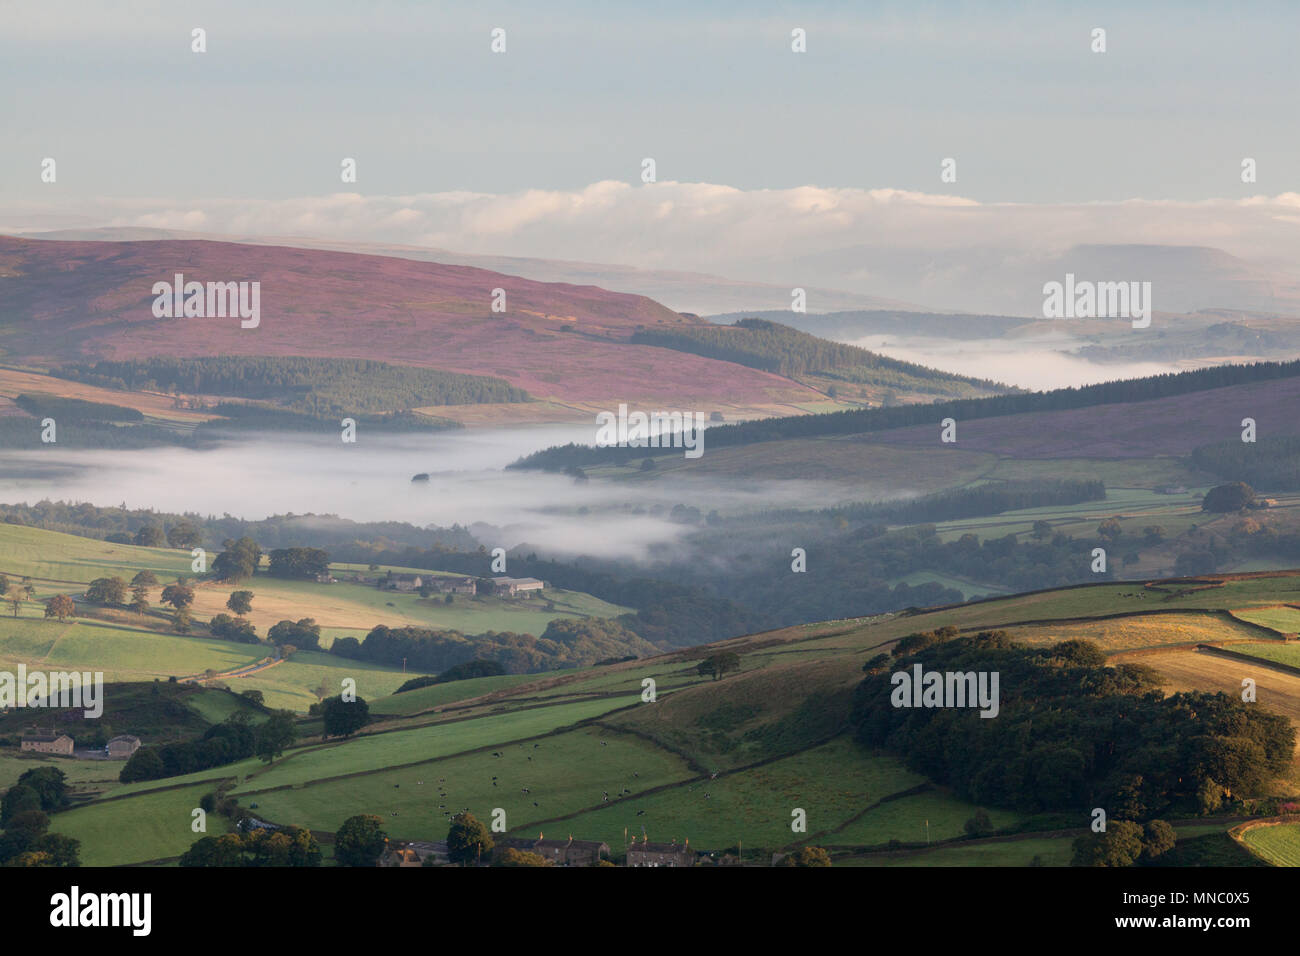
[0,426,867,561]
[851,334,1194,390]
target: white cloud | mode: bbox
[8,183,1300,314]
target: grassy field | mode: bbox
[1004,612,1267,654]
[31,567,1300,866]
[1232,606,1300,636]
[1240,823,1300,866]
[238,726,696,842]
[52,782,230,866]
[0,523,192,591]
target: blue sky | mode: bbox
[3,0,1296,204]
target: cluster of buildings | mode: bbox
[379,834,698,868]
[380,573,546,598]
[19,733,141,759]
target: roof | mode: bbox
[629,842,693,854]
[108,734,141,744]
[22,734,72,743]
[493,576,544,586]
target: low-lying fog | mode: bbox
[0,425,861,561]
[849,334,1190,390]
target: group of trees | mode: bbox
[212,536,262,582]
[851,631,1296,818]
[119,712,274,783]
[56,356,530,415]
[0,768,79,866]
[393,659,506,694]
[267,547,330,579]
[179,825,320,867]
[1193,438,1300,492]
[514,359,1300,471]
[1072,820,1177,867]
[630,318,1001,397]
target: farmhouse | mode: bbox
[384,573,423,592]
[315,572,337,584]
[435,576,476,595]
[381,840,449,867]
[491,576,545,598]
[21,733,74,756]
[626,838,695,867]
[106,734,141,758]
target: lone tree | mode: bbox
[321,695,370,738]
[160,583,195,610]
[1202,482,1256,513]
[130,586,150,615]
[43,595,75,623]
[334,814,387,867]
[5,588,23,618]
[131,570,158,588]
[447,812,494,865]
[226,590,254,616]
[255,710,297,763]
[697,651,741,681]
[1097,517,1123,542]
[86,576,127,606]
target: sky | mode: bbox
[4,1,1300,311]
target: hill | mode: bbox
[40,569,1300,866]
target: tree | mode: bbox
[241,689,265,706]
[1030,520,1053,540]
[16,767,68,811]
[267,547,330,579]
[173,608,192,634]
[33,832,80,867]
[0,785,41,826]
[1097,517,1123,542]
[134,525,166,547]
[446,812,494,864]
[5,588,21,618]
[1202,482,1256,513]
[496,848,552,867]
[1142,525,1167,545]
[267,618,321,651]
[160,582,195,610]
[334,814,386,867]
[1071,820,1144,867]
[179,834,245,868]
[963,809,993,837]
[777,846,832,867]
[255,710,297,763]
[226,590,254,616]
[167,521,202,549]
[321,695,370,738]
[208,613,258,643]
[697,651,741,681]
[130,585,150,614]
[212,537,262,582]
[43,594,75,623]
[1141,820,1176,861]
[86,576,127,606]
[131,570,159,587]
[118,748,165,783]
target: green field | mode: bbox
[1232,606,1300,635]
[1241,823,1300,866]
[238,726,695,841]
[52,783,231,866]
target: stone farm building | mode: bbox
[626,839,696,867]
[384,573,423,592]
[107,734,141,758]
[436,576,477,595]
[21,734,74,756]
[492,576,546,597]
[493,835,610,866]
[381,840,449,867]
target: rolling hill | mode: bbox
[31,569,1300,866]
